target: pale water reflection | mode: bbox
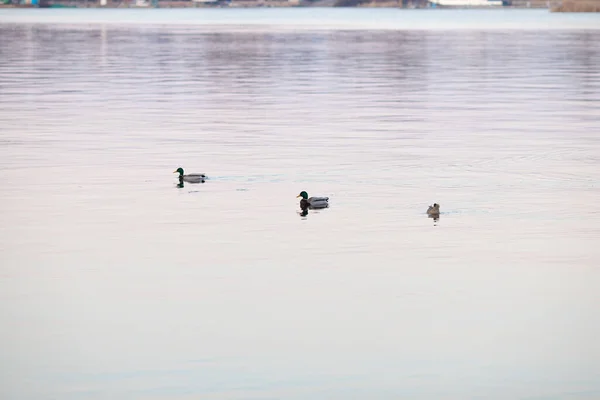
[1,10,600,400]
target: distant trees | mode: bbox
[334,0,367,5]
[552,0,600,11]
[334,0,366,5]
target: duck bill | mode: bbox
[296,195,301,198]
[173,170,178,173]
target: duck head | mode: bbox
[296,191,308,200]
[173,167,184,176]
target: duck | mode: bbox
[173,167,206,183]
[297,191,329,209]
[427,203,440,216]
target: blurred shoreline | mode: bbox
[3,0,591,10]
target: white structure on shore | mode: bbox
[430,0,502,5]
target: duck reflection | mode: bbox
[428,213,439,226]
[176,176,185,188]
[298,202,329,218]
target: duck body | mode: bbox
[297,191,329,209]
[174,167,206,183]
[180,174,206,183]
[427,203,440,216]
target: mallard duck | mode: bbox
[427,203,440,216]
[174,167,206,183]
[297,191,329,209]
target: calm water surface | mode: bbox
[1,9,599,400]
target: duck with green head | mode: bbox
[174,167,206,183]
[297,191,329,210]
